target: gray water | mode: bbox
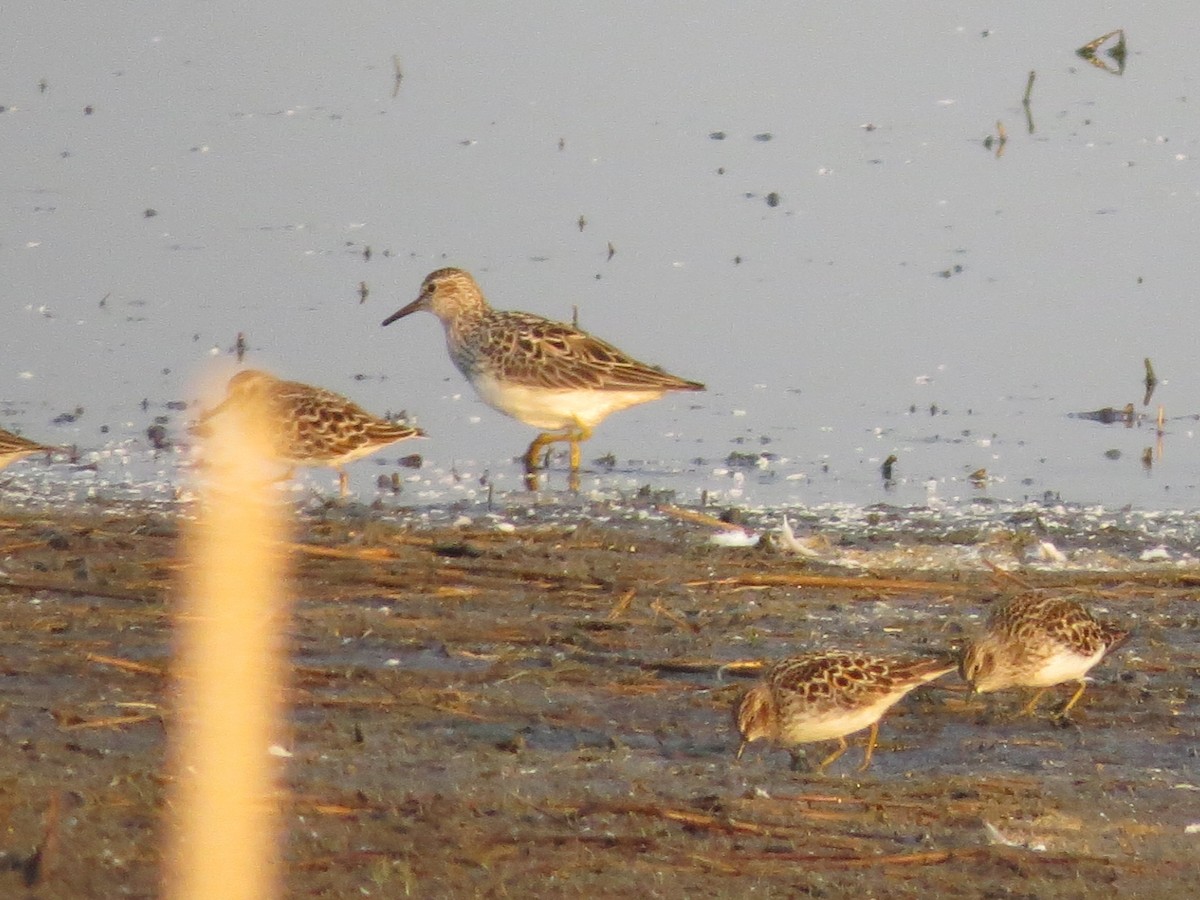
[4,3,1198,512]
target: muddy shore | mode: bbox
[0,498,1196,898]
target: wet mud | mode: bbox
[0,499,1196,897]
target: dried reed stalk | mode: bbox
[165,374,292,900]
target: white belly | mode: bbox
[778,698,896,746]
[469,373,667,430]
[1024,647,1106,688]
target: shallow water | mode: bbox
[3,4,1200,514]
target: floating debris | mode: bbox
[881,454,897,483]
[391,54,403,97]
[983,120,1007,157]
[1070,403,1135,425]
[1143,357,1158,405]
[1022,70,1037,134]
[1076,29,1127,75]
[146,423,170,451]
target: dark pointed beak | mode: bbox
[381,296,425,327]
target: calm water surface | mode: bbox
[3,3,1199,512]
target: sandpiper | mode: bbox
[734,650,955,773]
[960,593,1128,717]
[0,427,55,471]
[382,268,704,480]
[194,370,424,496]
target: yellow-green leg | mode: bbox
[815,736,849,774]
[856,721,880,772]
[1019,688,1048,717]
[523,423,593,474]
[568,423,592,471]
[1059,680,1089,716]
[523,432,560,472]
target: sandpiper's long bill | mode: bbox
[382,268,704,480]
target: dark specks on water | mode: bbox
[52,407,83,425]
[146,422,170,450]
[765,192,781,207]
[1070,403,1135,425]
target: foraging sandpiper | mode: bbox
[734,650,955,773]
[960,593,1128,717]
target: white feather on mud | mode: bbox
[709,529,760,548]
[777,516,821,558]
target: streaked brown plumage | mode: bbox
[195,370,424,496]
[382,268,704,476]
[0,427,54,471]
[734,650,955,773]
[960,593,1128,717]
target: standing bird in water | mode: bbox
[193,370,424,497]
[960,593,1129,718]
[382,268,704,485]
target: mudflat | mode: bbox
[0,500,1193,898]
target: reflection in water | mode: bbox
[1076,28,1128,75]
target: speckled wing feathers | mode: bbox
[196,370,423,472]
[769,652,954,712]
[0,427,51,457]
[268,381,422,463]
[462,312,706,393]
[990,594,1126,659]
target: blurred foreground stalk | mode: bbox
[166,373,292,900]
